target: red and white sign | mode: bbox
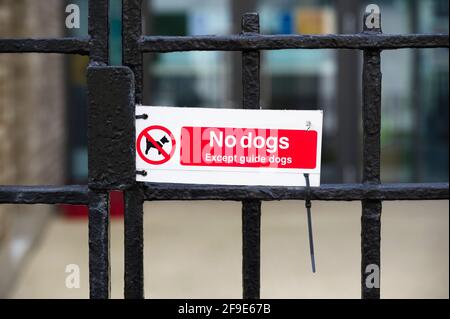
[136,106,323,186]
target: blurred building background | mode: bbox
[0,0,65,296]
[0,0,448,298]
[64,0,449,187]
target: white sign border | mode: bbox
[136,106,323,187]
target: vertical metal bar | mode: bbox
[88,190,110,299]
[124,185,145,299]
[231,0,258,106]
[142,0,153,105]
[123,0,144,103]
[361,5,382,299]
[87,65,135,299]
[122,0,145,299]
[241,13,261,300]
[87,0,110,299]
[242,199,261,299]
[89,0,109,64]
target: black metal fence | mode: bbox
[0,0,448,299]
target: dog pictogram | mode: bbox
[145,135,170,155]
[137,125,176,165]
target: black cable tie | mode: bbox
[304,173,316,273]
[136,170,148,176]
[136,114,148,120]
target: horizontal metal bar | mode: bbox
[140,34,449,52]
[0,185,88,205]
[142,183,449,201]
[1,183,447,204]
[0,38,90,55]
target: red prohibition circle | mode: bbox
[137,125,176,165]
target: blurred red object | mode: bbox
[61,190,124,219]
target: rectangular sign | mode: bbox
[136,106,323,187]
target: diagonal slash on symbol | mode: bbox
[144,132,170,159]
